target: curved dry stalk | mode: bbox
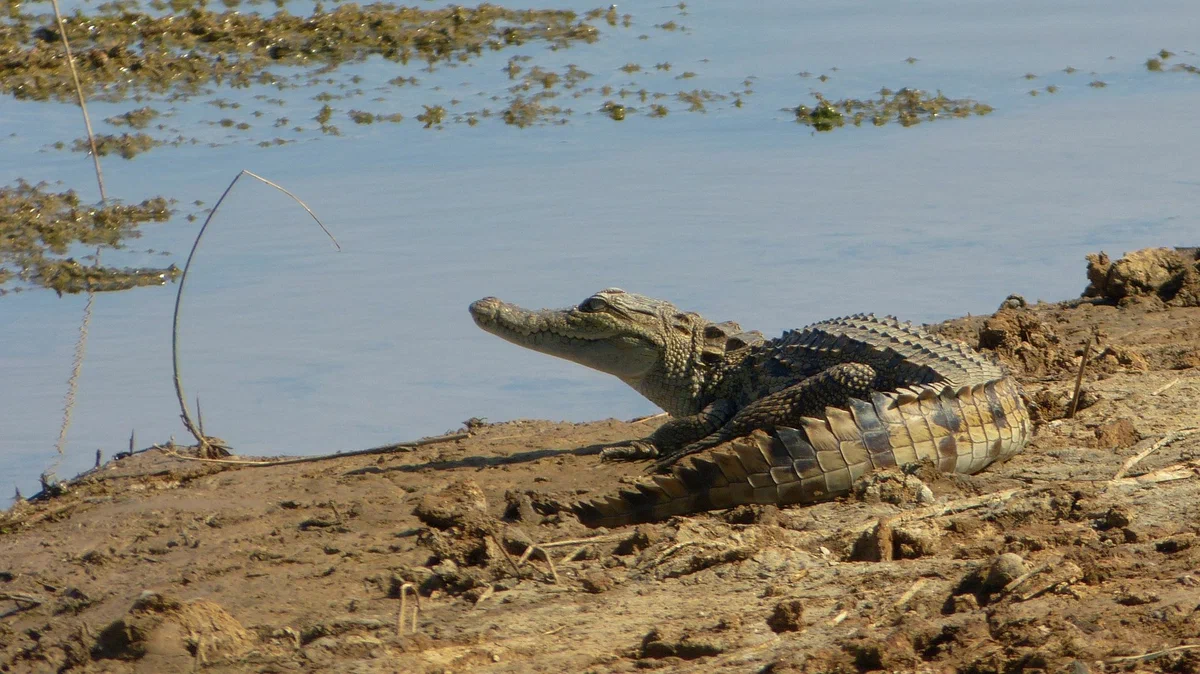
[396,582,420,635]
[172,170,340,452]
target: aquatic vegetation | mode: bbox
[795,88,993,132]
[601,101,626,120]
[0,181,178,294]
[0,4,604,103]
[69,133,162,159]
[105,107,161,129]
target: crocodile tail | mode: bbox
[573,428,838,528]
[572,377,1032,528]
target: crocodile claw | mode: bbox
[599,441,659,462]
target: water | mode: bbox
[3,0,1199,497]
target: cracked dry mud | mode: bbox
[2,249,1200,673]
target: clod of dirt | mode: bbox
[639,626,726,660]
[578,569,615,594]
[766,598,804,633]
[1092,418,1140,449]
[1084,247,1200,306]
[723,504,779,525]
[503,490,539,522]
[978,309,1066,376]
[1026,386,1100,422]
[1101,505,1134,530]
[614,524,662,555]
[999,294,1028,310]
[413,479,489,530]
[849,519,940,562]
[984,552,1028,590]
[1155,533,1196,553]
[93,591,252,664]
[851,468,935,506]
[842,633,920,671]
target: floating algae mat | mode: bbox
[0,3,603,102]
[794,88,994,132]
[0,181,179,295]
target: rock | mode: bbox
[984,553,1028,590]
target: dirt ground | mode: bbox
[3,248,1200,674]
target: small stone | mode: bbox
[984,553,1028,590]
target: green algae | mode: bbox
[795,88,993,132]
[0,181,179,294]
[69,133,163,159]
[0,4,604,103]
[105,107,161,129]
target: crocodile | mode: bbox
[469,289,1031,527]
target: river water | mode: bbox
[2,0,1199,498]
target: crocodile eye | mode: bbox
[579,297,609,312]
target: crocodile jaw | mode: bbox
[469,296,661,382]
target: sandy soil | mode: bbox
[3,249,1200,674]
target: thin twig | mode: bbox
[892,578,927,607]
[0,593,45,608]
[491,533,525,581]
[172,170,339,449]
[1066,333,1094,419]
[1106,644,1200,664]
[1001,562,1052,595]
[850,488,1024,535]
[48,0,107,462]
[1151,379,1181,396]
[1111,460,1199,486]
[1112,428,1200,481]
[160,432,469,468]
[48,0,105,197]
[632,413,669,424]
[536,534,625,549]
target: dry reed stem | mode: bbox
[1106,644,1200,664]
[0,593,45,608]
[49,0,108,462]
[537,533,625,548]
[515,545,560,584]
[892,578,928,607]
[396,582,419,635]
[1066,332,1093,419]
[1000,562,1052,595]
[847,487,1024,536]
[1110,460,1200,486]
[1111,427,1200,481]
[160,432,469,468]
[172,170,340,451]
[1151,378,1181,396]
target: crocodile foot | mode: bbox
[599,440,659,462]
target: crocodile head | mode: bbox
[469,289,762,415]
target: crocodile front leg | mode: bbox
[653,362,877,470]
[599,399,738,461]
